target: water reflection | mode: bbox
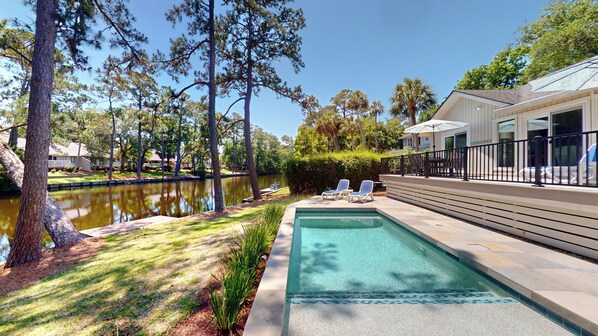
[0,175,286,262]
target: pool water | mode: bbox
[288,210,512,302]
[285,210,575,336]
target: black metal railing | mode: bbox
[381,130,597,187]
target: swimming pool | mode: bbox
[285,209,573,335]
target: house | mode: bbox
[381,55,598,260]
[0,136,92,171]
[399,134,430,150]
[429,55,598,153]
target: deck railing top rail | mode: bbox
[381,130,597,188]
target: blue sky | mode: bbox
[1,0,550,138]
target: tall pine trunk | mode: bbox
[6,0,59,267]
[8,126,18,147]
[244,9,261,201]
[136,120,142,179]
[208,0,224,212]
[108,107,115,182]
[174,112,183,177]
[0,142,81,254]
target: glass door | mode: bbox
[527,117,548,167]
[498,120,515,167]
[551,109,582,167]
[455,133,467,149]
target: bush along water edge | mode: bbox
[283,151,382,194]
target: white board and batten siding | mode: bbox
[433,95,503,150]
[382,175,598,260]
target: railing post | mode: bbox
[462,146,469,181]
[533,135,543,187]
[400,156,405,176]
[424,152,430,178]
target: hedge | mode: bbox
[283,151,381,194]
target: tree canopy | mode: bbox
[519,0,598,81]
[454,46,528,90]
[456,0,598,90]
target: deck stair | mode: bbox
[287,289,516,305]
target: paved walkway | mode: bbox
[80,215,177,237]
[246,196,598,335]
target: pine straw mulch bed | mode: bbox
[0,238,106,297]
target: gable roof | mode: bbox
[433,55,598,119]
[0,135,90,157]
[455,84,558,105]
[528,54,598,92]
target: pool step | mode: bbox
[288,290,517,305]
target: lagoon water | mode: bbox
[0,174,286,263]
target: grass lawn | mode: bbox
[0,192,297,335]
[47,171,188,184]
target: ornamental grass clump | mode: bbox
[262,204,285,237]
[209,204,286,332]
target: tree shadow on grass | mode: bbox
[0,215,250,335]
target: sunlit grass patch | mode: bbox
[0,197,298,335]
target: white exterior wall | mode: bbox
[435,99,502,150]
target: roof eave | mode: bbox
[494,90,586,114]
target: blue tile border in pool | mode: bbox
[288,290,498,300]
[288,298,518,305]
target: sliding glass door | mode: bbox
[527,117,548,167]
[498,119,515,167]
[551,109,583,166]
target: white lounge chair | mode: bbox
[347,180,374,203]
[572,144,597,185]
[321,179,350,200]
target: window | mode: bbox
[498,120,515,167]
[444,137,454,151]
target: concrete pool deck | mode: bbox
[244,196,598,335]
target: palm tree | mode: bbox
[390,78,437,151]
[314,106,342,151]
[370,100,384,151]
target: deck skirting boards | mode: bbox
[381,175,598,260]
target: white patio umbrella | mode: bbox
[404,119,469,150]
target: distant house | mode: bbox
[146,151,163,168]
[0,136,92,171]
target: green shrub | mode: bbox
[283,151,381,194]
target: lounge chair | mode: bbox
[347,180,374,203]
[519,143,596,185]
[321,179,350,200]
[571,143,596,185]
